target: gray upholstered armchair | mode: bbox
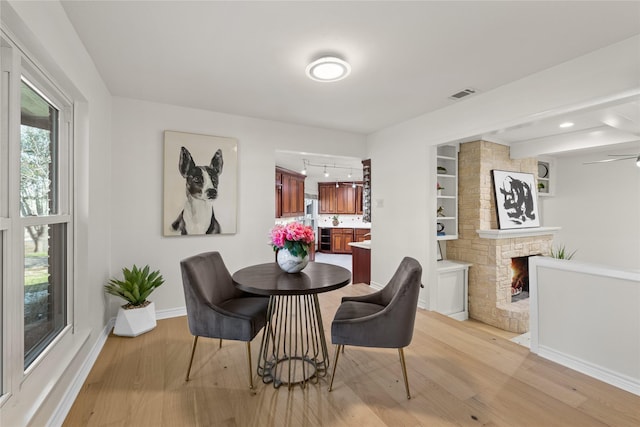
[328,256,422,398]
[180,251,269,389]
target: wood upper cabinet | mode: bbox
[318,183,337,214]
[319,182,363,214]
[336,185,356,214]
[276,167,305,218]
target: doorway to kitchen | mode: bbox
[275,149,368,273]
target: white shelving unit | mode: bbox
[436,144,458,240]
[537,157,555,197]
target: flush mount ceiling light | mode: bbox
[559,122,575,128]
[306,56,351,82]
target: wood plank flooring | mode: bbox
[64,284,640,426]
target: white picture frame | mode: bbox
[491,169,540,230]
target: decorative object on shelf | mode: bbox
[437,206,445,217]
[437,182,444,196]
[538,182,545,191]
[537,162,549,178]
[437,166,447,174]
[270,222,315,273]
[332,215,340,226]
[436,241,443,261]
[105,265,165,337]
[491,170,540,230]
[437,222,446,236]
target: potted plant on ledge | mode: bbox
[105,264,165,337]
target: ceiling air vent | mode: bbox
[449,88,477,100]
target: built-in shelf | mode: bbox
[436,144,458,240]
[476,226,561,239]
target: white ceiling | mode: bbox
[60,1,640,173]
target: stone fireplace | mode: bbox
[447,141,557,333]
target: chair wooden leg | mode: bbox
[328,345,342,392]
[398,347,411,399]
[246,342,254,389]
[186,336,199,382]
[219,338,222,349]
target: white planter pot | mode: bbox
[113,301,157,337]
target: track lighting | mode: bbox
[301,160,307,175]
[324,165,329,177]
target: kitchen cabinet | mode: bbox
[336,184,356,214]
[331,228,354,254]
[318,227,370,254]
[318,183,336,214]
[276,167,306,218]
[318,182,363,215]
[354,228,370,242]
[350,243,371,284]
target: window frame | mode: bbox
[0,30,75,401]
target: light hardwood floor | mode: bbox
[64,284,640,426]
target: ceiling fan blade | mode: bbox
[583,155,637,165]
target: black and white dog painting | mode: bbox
[171,146,223,234]
[163,131,237,236]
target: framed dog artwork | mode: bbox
[491,170,540,230]
[163,130,238,236]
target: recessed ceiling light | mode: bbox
[559,122,574,128]
[306,57,351,82]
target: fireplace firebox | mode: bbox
[511,255,539,302]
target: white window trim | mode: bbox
[0,29,75,403]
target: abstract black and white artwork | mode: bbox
[491,170,540,230]
[163,131,237,236]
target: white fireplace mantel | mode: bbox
[476,226,561,239]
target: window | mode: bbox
[1,31,74,397]
[21,78,67,368]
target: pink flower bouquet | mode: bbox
[270,222,315,258]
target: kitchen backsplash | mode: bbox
[318,215,371,228]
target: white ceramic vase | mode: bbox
[277,247,309,273]
[113,301,157,337]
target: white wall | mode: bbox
[367,36,640,305]
[110,97,366,313]
[2,1,112,426]
[540,146,640,269]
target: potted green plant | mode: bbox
[105,264,165,337]
[332,215,340,226]
[549,245,577,260]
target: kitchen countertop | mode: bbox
[348,240,371,250]
[320,225,372,229]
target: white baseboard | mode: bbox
[537,345,640,397]
[156,306,186,320]
[47,318,115,427]
[369,280,384,291]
